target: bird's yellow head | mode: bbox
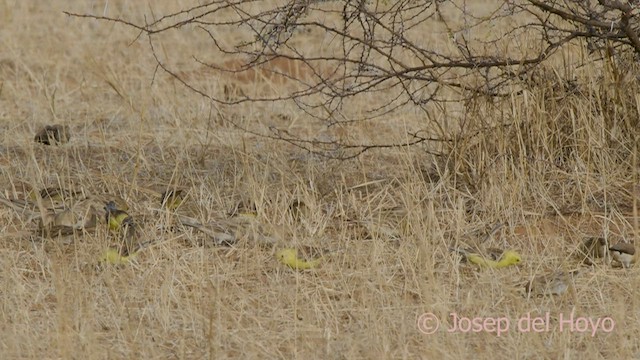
[276,249,297,264]
[501,250,522,266]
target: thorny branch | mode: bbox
[64,0,640,159]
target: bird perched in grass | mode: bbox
[289,199,309,221]
[27,186,79,208]
[38,207,97,238]
[228,199,257,217]
[104,201,137,257]
[100,248,137,265]
[276,247,324,270]
[609,243,636,269]
[37,187,75,201]
[577,237,608,265]
[38,210,77,238]
[34,124,71,145]
[160,189,185,211]
[450,247,522,268]
[104,201,132,231]
[524,270,580,297]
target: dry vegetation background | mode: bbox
[1,0,640,359]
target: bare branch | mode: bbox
[65,0,640,158]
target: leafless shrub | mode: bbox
[65,0,640,160]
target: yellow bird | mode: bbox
[160,189,185,211]
[450,247,522,268]
[104,201,132,231]
[276,247,323,270]
[104,201,138,257]
[609,243,636,269]
[100,248,137,265]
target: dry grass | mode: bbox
[2,1,640,359]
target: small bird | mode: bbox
[100,248,137,265]
[160,189,185,211]
[81,194,129,213]
[39,187,73,201]
[34,124,71,145]
[577,237,608,265]
[38,210,77,238]
[104,201,132,231]
[36,203,99,238]
[276,247,324,270]
[229,199,257,217]
[450,247,522,268]
[104,201,137,257]
[289,199,309,220]
[609,243,636,269]
[28,187,79,207]
[525,270,580,297]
